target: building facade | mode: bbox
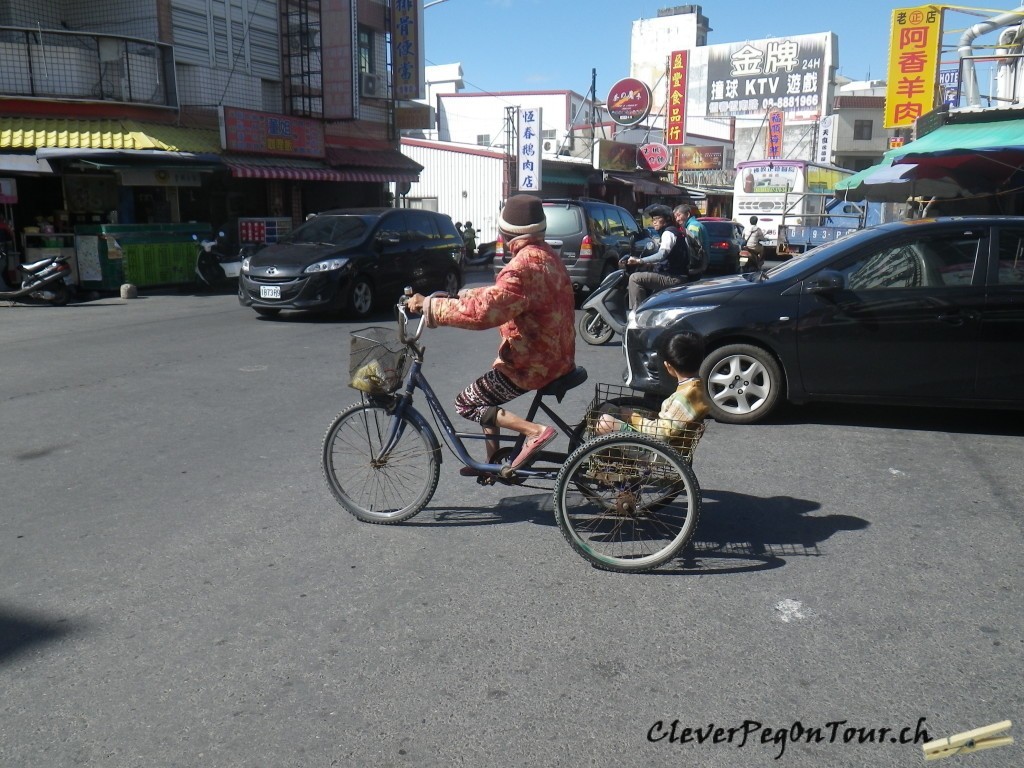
[0,0,421,287]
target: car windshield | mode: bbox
[287,215,368,245]
[543,205,584,238]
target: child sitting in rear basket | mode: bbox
[595,331,711,445]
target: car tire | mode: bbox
[348,276,375,319]
[442,270,460,296]
[254,307,280,317]
[699,343,783,425]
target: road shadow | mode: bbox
[652,489,867,576]
[417,488,867,576]
[0,606,76,664]
[762,401,1024,437]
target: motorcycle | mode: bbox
[193,232,242,291]
[0,248,73,306]
[739,246,764,273]
[577,261,632,345]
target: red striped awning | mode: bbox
[225,162,347,181]
[224,161,419,183]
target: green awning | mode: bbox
[889,118,1024,159]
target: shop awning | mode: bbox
[890,118,1024,159]
[325,146,422,183]
[0,153,53,174]
[0,117,222,153]
[224,157,349,181]
[606,173,685,196]
[36,147,222,168]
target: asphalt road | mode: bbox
[1,275,1022,767]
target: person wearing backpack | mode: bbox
[673,204,710,280]
[624,205,690,311]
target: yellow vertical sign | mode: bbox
[885,6,943,128]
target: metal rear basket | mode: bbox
[349,326,411,395]
[584,382,706,464]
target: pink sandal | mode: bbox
[510,426,557,469]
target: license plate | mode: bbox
[259,285,281,299]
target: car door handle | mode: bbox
[937,310,979,325]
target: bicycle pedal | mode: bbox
[476,474,497,486]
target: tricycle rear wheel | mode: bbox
[553,433,701,573]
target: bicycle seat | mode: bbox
[538,366,588,402]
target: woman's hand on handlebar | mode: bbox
[405,292,426,314]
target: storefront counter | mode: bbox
[75,223,210,290]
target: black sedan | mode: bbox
[623,216,1024,423]
[239,208,464,319]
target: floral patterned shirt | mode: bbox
[423,237,576,391]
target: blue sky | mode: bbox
[423,1,1000,95]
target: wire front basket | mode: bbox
[584,383,706,464]
[349,327,411,395]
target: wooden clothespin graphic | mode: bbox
[922,720,1013,761]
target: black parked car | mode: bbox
[623,217,1024,424]
[239,208,464,318]
[493,198,653,301]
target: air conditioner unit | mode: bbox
[542,136,575,155]
[359,72,384,98]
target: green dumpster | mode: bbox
[74,223,210,290]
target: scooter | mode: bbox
[577,261,631,345]
[0,248,72,306]
[739,246,764,273]
[193,232,241,291]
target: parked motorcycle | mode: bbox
[0,248,72,306]
[577,263,632,345]
[193,232,241,291]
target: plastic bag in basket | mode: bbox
[350,358,404,394]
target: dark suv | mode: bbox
[699,217,744,275]
[492,198,652,300]
[239,208,464,318]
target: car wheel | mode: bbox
[699,343,783,424]
[442,270,460,296]
[348,276,374,319]
[254,307,280,317]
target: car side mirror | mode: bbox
[376,232,400,247]
[804,269,845,294]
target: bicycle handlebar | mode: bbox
[396,287,426,344]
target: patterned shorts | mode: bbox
[454,369,527,425]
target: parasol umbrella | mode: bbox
[836,162,965,202]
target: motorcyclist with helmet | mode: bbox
[623,204,690,311]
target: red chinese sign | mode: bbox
[220,106,325,158]
[765,109,784,159]
[885,6,943,128]
[666,51,688,146]
[606,77,652,127]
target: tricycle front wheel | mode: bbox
[553,433,701,573]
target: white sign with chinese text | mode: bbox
[517,107,542,192]
[816,114,836,164]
